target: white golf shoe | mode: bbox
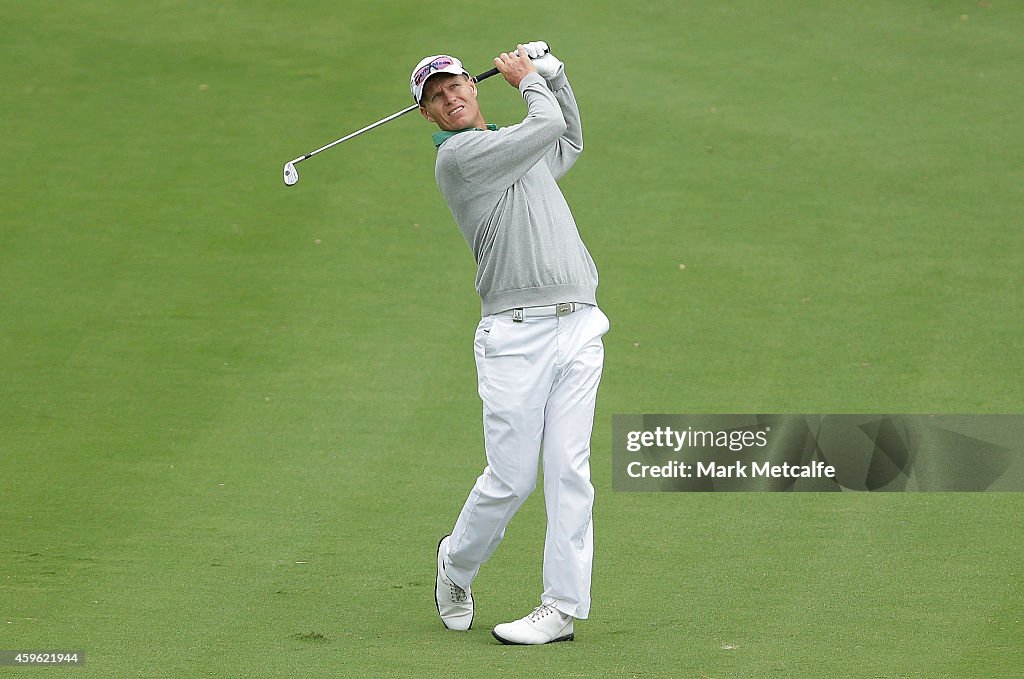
[491,603,574,645]
[435,535,474,630]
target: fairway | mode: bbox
[2,1,1022,677]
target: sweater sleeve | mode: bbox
[541,67,583,180]
[446,73,567,189]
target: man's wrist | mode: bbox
[543,66,568,91]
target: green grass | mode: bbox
[1,1,1022,677]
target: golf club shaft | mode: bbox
[289,68,503,166]
[283,47,549,184]
[289,104,417,164]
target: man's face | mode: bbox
[419,73,484,131]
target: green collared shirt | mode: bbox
[432,124,499,148]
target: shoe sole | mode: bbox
[435,534,474,631]
[491,630,574,645]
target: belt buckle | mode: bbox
[512,308,524,322]
[556,303,573,316]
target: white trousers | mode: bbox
[444,304,609,620]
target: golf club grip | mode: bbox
[473,46,550,83]
[474,67,500,82]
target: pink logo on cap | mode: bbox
[414,56,456,86]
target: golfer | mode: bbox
[411,42,609,645]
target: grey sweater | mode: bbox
[433,70,599,316]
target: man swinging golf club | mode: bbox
[413,42,609,645]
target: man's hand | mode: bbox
[494,45,537,89]
[521,41,563,79]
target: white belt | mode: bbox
[497,303,580,322]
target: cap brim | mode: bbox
[416,67,471,103]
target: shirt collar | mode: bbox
[433,124,499,148]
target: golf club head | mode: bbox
[283,161,299,186]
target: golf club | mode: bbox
[282,47,548,186]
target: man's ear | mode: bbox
[419,105,434,123]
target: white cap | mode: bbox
[410,54,470,104]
